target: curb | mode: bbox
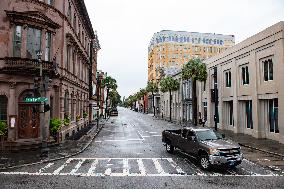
[239,143,284,158]
[0,123,105,171]
[148,114,284,159]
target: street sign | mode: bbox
[25,97,48,103]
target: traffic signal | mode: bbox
[44,103,51,112]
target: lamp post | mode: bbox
[37,51,48,157]
[96,72,100,130]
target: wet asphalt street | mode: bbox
[0,107,284,189]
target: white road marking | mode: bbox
[53,158,72,175]
[167,158,186,174]
[1,157,282,177]
[70,159,85,174]
[123,158,129,175]
[87,159,99,174]
[137,158,146,176]
[37,163,54,173]
[153,158,166,174]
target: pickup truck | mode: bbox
[162,127,243,170]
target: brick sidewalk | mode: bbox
[0,120,105,169]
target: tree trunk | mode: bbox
[105,88,109,119]
[169,90,172,122]
[152,92,155,116]
[192,79,197,125]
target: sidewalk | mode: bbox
[0,119,106,170]
[175,120,284,157]
[218,129,284,157]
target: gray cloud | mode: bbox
[85,0,284,98]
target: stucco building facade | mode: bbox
[0,0,98,147]
[200,21,284,144]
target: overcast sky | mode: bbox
[85,0,284,99]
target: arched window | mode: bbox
[0,95,8,122]
[71,93,74,121]
[64,91,69,117]
[73,50,76,74]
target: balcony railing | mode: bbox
[0,57,56,76]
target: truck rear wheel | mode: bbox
[199,155,210,170]
[166,143,174,154]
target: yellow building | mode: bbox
[148,30,235,82]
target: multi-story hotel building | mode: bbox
[0,0,98,147]
[200,21,284,144]
[148,30,235,83]
[148,30,235,116]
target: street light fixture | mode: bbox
[37,51,48,157]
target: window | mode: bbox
[0,95,8,122]
[66,45,71,70]
[67,2,72,22]
[269,99,278,133]
[45,32,52,61]
[225,71,231,87]
[263,59,273,81]
[72,50,76,74]
[47,0,54,5]
[241,66,249,85]
[245,100,253,129]
[203,102,207,122]
[26,27,42,59]
[78,24,81,38]
[13,25,22,57]
[229,101,233,126]
[73,14,77,31]
[64,92,69,116]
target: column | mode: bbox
[8,82,16,141]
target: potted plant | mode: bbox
[83,111,88,119]
[0,121,7,136]
[49,118,62,142]
[76,114,81,122]
[63,114,71,126]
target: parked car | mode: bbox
[162,127,243,170]
[110,108,118,116]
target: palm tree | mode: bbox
[182,58,207,125]
[160,76,180,122]
[101,76,117,118]
[138,88,147,113]
[146,81,158,116]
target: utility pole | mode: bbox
[96,72,100,130]
[37,51,49,157]
[214,66,218,131]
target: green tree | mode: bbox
[182,58,207,125]
[138,88,147,113]
[109,90,121,108]
[146,81,158,116]
[101,76,117,118]
[160,76,180,121]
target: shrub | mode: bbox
[76,114,81,122]
[63,117,71,126]
[0,121,7,136]
[83,111,88,118]
[50,118,62,135]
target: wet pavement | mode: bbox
[0,107,284,189]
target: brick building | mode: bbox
[0,0,99,147]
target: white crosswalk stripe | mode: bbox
[1,157,281,177]
[0,158,187,177]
